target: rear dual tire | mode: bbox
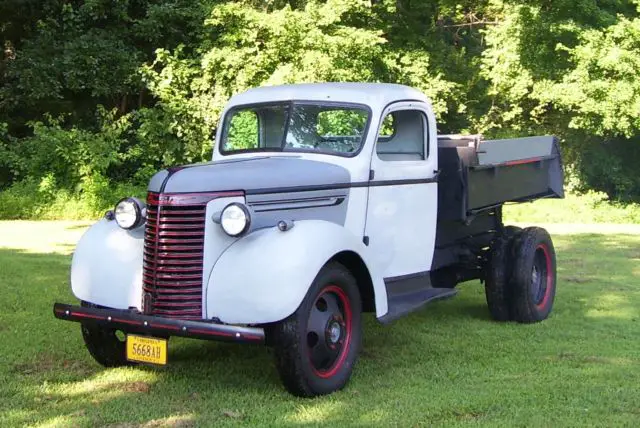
[485,227,557,323]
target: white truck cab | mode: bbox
[54,83,564,397]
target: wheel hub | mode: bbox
[531,247,550,305]
[531,265,540,288]
[328,320,342,344]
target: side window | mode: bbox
[376,110,427,161]
[225,110,259,150]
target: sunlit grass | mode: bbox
[0,221,639,427]
[504,192,640,224]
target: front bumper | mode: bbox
[53,303,265,344]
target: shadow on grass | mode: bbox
[0,231,639,426]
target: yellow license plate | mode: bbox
[126,335,167,365]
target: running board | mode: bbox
[378,287,458,325]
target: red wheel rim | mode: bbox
[306,285,352,379]
[533,244,554,309]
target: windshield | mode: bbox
[220,102,370,156]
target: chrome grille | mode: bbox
[143,192,206,319]
[142,190,244,319]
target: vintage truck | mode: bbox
[54,83,564,397]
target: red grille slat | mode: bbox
[158,210,206,216]
[144,260,202,272]
[155,272,202,280]
[153,279,203,286]
[152,251,204,259]
[153,259,203,266]
[147,286,202,294]
[153,306,202,312]
[154,300,202,308]
[158,224,205,230]
[153,308,202,316]
[151,217,204,224]
[156,244,203,251]
[144,281,203,290]
[155,266,203,273]
[142,190,243,320]
[157,237,204,244]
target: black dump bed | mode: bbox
[437,135,564,222]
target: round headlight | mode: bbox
[114,197,144,230]
[220,203,251,237]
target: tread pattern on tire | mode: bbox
[485,226,522,321]
[510,227,557,323]
[485,235,511,321]
[270,262,362,397]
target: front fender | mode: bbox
[206,220,387,324]
[71,219,143,310]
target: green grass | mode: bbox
[504,192,640,224]
[0,221,639,427]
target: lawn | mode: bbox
[0,221,639,427]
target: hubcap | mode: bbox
[306,285,352,378]
[531,265,541,296]
[328,321,342,344]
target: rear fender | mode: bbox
[70,219,144,310]
[206,220,387,324]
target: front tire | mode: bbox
[270,262,362,397]
[80,301,133,367]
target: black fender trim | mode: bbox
[53,303,265,344]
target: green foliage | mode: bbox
[14,109,129,188]
[2,0,640,218]
[479,1,640,200]
[317,110,368,137]
[0,178,145,220]
[225,110,259,150]
[141,0,459,159]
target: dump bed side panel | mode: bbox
[468,136,563,213]
[437,135,564,222]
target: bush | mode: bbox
[0,178,145,220]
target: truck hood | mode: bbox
[149,156,351,195]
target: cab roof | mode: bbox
[226,83,430,111]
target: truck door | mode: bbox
[364,102,438,280]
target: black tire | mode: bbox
[485,225,523,321]
[504,225,522,237]
[510,227,557,323]
[485,236,513,321]
[270,262,362,397]
[80,301,133,367]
